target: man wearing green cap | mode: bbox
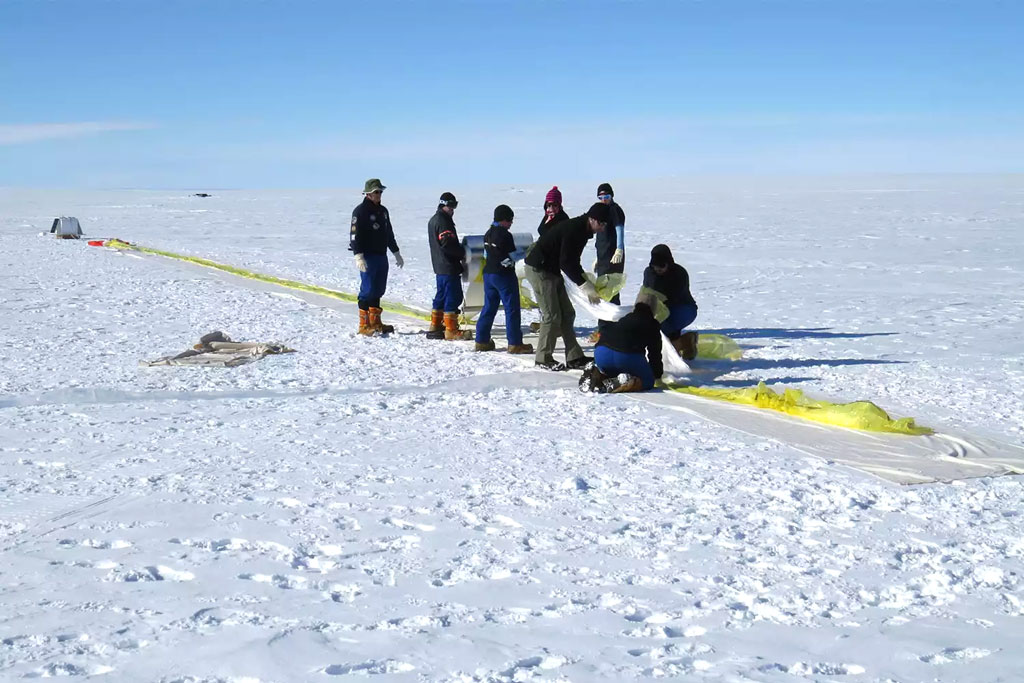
[350,179,404,335]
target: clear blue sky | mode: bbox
[2,0,1021,188]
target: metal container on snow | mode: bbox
[460,232,534,320]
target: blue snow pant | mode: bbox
[475,271,523,345]
[431,274,464,313]
[358,252,389,310]
[661,303,698,338]
[595,346,656,390]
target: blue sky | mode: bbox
[1,0,1021,188]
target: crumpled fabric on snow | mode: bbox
[141,331,295,368]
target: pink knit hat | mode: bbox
[544,186,562,207]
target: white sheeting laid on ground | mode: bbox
[127,251,1024,485]
[639,389,1024,484]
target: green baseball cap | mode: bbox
[363,178,386,193]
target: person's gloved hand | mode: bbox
[501,257,514,268]
[581,281,601,305]
[611,248,624,265]
[354,253,367,272]
[394,251,404,268]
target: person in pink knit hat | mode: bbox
[538,185,569,237]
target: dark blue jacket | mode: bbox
[597,306,664,378]
[594,201,625,264]
[643,263,697,308]
[427,208,464,275]
[350,197,399,255]
[483,224,516,275]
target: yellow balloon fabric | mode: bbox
[660,380,933,436]
[582,272,627,302]
[104,239,434,322]
[104,239,932,437]
[696,333,743,360]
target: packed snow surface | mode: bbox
[2,176,1023,681]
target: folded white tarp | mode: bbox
[142,332,294,368]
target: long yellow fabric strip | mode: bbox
[104,239,433,322]
[104,239,931,436]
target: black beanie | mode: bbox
[586,202,611,225]
[650,244,674,267]
[597,182,614,197]
[493,204,514,223]
[439,191,458,207]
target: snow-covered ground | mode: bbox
[1,176,1023,681]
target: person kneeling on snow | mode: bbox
[474,205,534,354]
[579,295,663,393]
[644,244,699,360]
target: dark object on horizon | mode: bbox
[193,193,212,197]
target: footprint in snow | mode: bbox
[920,647,993,663]
[323,659,415,675]
[765,661,865,676]
[104,565,194,582]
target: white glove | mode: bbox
[354,253,367,272]
[394,251,404,268]
[581,281,601,305]
[592,259,599,272]
[611,248,624,265]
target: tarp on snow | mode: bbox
[141,331,295,368]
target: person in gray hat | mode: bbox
[350,178,404,335]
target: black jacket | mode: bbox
[643,263,696,308]
[349,197,399,255]
[427,208,464,275]
[537,208,569,237]
[524,214,594,286]
[597,306,663,378]
[594,201,625,264]
[483,224,516,275]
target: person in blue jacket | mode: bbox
[474,205,534,354]
[643,244,699,359]
[350,178,403,335]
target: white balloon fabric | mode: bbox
[565,277,691,377]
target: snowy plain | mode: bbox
[1,175,1023,681]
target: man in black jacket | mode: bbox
[350,178,404,335]
[579,296,663,394]
[643,244,699,359]
[426,191,472,340]
[591,182,627,340]
[524,202,610,370]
